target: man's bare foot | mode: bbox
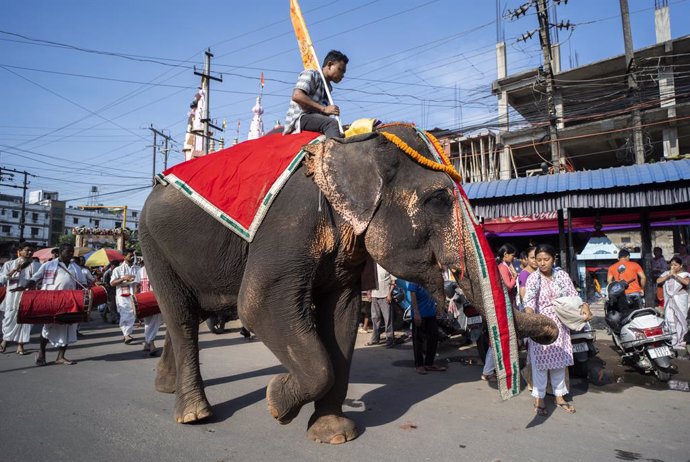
[143,342,151,352]
[35,356,47,366]
[0,341,6,353]
[55,358,76,365]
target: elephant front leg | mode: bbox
[155,332,176,393]
[307,290,360,444]
[239,280,335,426]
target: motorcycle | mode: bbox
[605,265,676,382]
[443,281,486,353]
[205,309,234,335]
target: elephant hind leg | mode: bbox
[144,246,211,423]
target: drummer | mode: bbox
[110,250,140,344]
[25,243,83,366]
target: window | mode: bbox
[12,210,18,218]
[31,227,39,236]
[1,209,5,215]
[32,212,39,221]
[94,220,100,227]
[115,221,122,228]
[2,225,10,233]
[132,211,138,218]
[73,218,79,225]
[621,237,631,244]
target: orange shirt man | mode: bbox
[607,249,647,295]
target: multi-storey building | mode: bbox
[0,189,140,257]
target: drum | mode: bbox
[17,286,107,324]
[132,291,160,319]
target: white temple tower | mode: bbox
[247,96,265,140]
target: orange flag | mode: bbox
[289,0,319,70]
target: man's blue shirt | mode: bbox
[396,279,436,318]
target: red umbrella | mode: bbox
[33,247,58,263]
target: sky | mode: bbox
[1,0,689,211]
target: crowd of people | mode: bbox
[358,241,690,417]
[0,242,162,365]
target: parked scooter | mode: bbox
[570,322,598,378]
[605,265,676,382]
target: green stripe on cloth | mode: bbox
[175,180,193,196]
[470,232,487,279]
[220,215,250,238]
[491,325,504,371]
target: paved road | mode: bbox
[0,315,688,462]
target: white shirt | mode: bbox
[370,264,392,299]
[31,259,81,291]
[111,262,139,297]
[0,258,40,290]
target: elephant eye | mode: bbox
[424,189,453,215]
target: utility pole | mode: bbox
[149,125,174,176]
[535,0,561,169]
[194,49,223,155]
[510,0,573,171]
[0,167,31,242]
[620,0,646,164]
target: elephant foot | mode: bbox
[155,369,176,394]
[307,413,358,444]
[174,392,213,424]
[266,373,304,425]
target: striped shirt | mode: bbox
[283,69,331,134]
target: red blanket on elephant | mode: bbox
[159,131,322,242]
[17,286,107,324]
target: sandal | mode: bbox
[481,373,497,382]
[556,402,576,414]
[35,357,47,367]
[124,336,135,344]
[365,341,379,346]
[534,404,548,416]
[415,366,428,375]
[16,350,27,356]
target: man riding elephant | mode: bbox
[139,123,558,444]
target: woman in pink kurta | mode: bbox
[523,244,580,416]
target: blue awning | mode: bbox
[462,159,690,218]
[464,158,690,200]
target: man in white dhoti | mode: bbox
[26,243,82,366]
[0,242,40,355]
[110,250,139,344]
[136,261,162,356]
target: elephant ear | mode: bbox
[303,135,389,235]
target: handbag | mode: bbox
[553,296,586,331]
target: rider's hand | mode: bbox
[322,105,340,116]
[413,314,422,327]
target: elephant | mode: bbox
[139,123,558,444]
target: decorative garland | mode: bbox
[379,131,461,182]
[72,227,130,237]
